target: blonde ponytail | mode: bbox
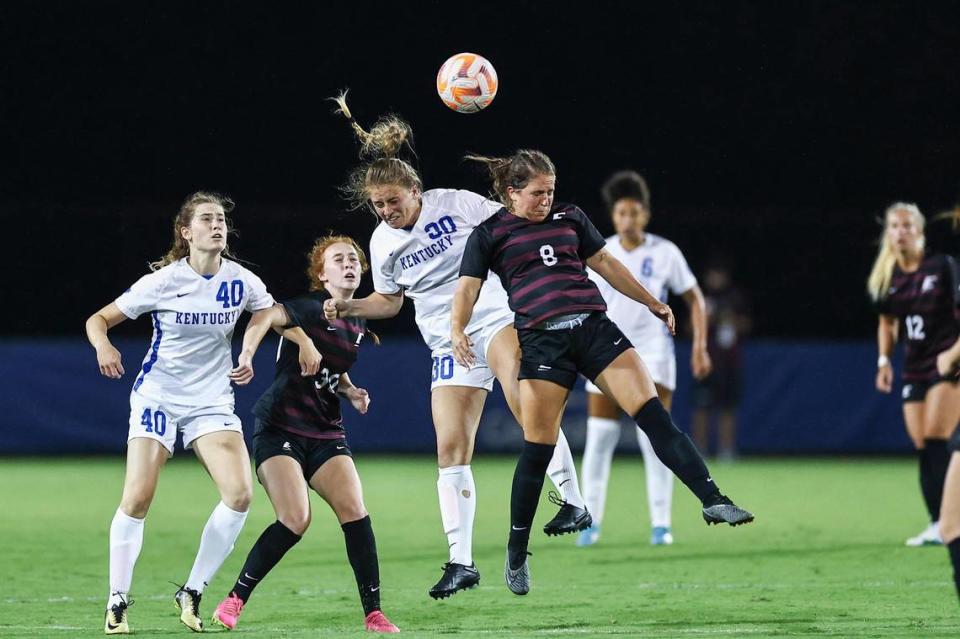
[331,90,422,213]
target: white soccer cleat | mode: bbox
[905,521,943,547]
[651,526,674,546]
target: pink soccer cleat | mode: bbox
[364,610,399,633]
[211,592,244,630]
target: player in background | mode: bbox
[86,192,312,634]
[690,262,750,460]
[870,202,960,547]
[577,171,711,548]
[211,236,399,633]
[323,93,589,599]
[451,150,753,595]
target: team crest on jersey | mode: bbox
[921,275,938,293]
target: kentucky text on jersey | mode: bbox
[370,189,514,353]
[175,310,243,325]
[398,235,455,270]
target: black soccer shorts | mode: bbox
[901,376,957,404]
[253,421,352,482]
[517,312,633,389]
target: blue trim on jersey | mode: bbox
[133,311,163,392]
[202,274,214,280]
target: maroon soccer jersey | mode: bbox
[460,203,608,328]
[253,291,367,439]
[876,254,960,383]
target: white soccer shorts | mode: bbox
[127,391,243,455]
[430,317,515,392]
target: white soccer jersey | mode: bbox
[369,189,514,352]
[588,233,697,359]
[115,257,275,407]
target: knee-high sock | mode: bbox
[920,439,950,522]
[231,521,302,602]
[546,429,585,508]
[342,516,381,616]
[580,417,620,525]
[109,508,144,601]
[948,537,960,601]
[437,465,476,566]
[633,398,720,503]
[637,426,674,529]
[508,441,556,568]
[185,502,248,593]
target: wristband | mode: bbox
[877,355,891,368]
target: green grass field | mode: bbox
[1,456,956,638]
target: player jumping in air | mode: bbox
[451,150,753,595]
[323,93,590,600]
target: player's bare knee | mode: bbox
[222,486,253,512]
[437,442,470,467]
[120,495,152,519]
[280,510,311,535]
[120,483,156,518]
[336,502,368,524]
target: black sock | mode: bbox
[920,439,950,521]
[508,440,555,569]
[949,538,960,601]
[232,521,302,603]
[342,515,381,616]
[633,398,720,504]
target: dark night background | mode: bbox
[3,1,959,340]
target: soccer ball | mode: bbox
[436,53,498,113]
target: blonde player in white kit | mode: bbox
[577,172,712,547]
[86,192,317,635]
[325,94,589,599]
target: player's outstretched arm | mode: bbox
[681,285,712,379]
[324,291,404,320]
[876,314,897,393]
[586,249,676,335]
[230,305,288,385]
[450,275,483,368]
[85,302,128,379]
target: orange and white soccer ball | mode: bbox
[436,52,498,113]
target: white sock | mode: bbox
[637,426,674,529]
[108,508,144,604]
[580,417,620,525]
[437,465,476,566]
[185,501,248,593]
[547,429,585,508]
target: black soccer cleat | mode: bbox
[173,585,204,632]
[542,491,593,536]
[428,562,480,599]
[702,494,754,526]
